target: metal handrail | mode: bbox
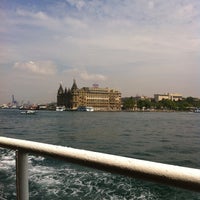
[0,136,200,200]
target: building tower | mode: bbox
[57,84,65,106]
[71,79,79,110]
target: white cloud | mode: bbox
[13,61,57,75]
[63,17,88,32]
[65,0,86,10]
[175,4,195,19]
[80,71,106,81]
[15,8,61,32]
[148,1,154,9]
[16,9,49,20]
[64,68,106,81]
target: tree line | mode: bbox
[122,97,200,111]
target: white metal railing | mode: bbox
[0,136,200,200]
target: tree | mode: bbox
[122,96,200,111]
[122,97,135,110]
[160,99,176,110]
[137,99,152,109]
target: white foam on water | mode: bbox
[0,149,16,199]
[0,159,15,169]
[0,150,157,199]
[0,150,15,171]
[29,165,62,186]
[29,155,45,162]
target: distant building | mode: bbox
[154,93,182,102]
[57,80,121,111]
[135,95,152,101]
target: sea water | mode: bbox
[0,109,200,199]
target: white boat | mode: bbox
[77,106,94,112]
[21,110,36,114]
[56,106,66,111]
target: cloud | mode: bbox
[16,9,49,20]
[80,71,106,81]
[65,0,86,10]
[13,61,57,75]
[64,68,106,81]
[148,1,154,9]
[14,8,62,33]
[175,4,195,20]
[63,17,88,30]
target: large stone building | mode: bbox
[57,80,121,111]
[154,93,182,102]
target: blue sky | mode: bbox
[0,0,200,104]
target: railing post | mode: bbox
[16,150,29,200]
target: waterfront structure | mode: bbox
[135,95,152,101]
[154,93,182,102]
[57,80,121,111]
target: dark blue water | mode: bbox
[0,109,200,199]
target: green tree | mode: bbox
[122,97,135,110]
[185,97,195,105]
[176,100,190,111]
[160,99,177,110]
[137,99,152,109]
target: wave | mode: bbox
[0,148,157,199]
[0,148,199,200]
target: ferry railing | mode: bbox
[0,136,200,200]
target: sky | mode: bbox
[0,0,200,104]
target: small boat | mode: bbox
[77,106,94,112]
[56,106,66,111]
[21,110,36,114]
[194,108,200,113]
